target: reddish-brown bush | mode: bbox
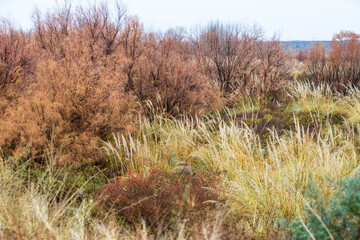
[124,31,221,117]
[0,2,131,164]
[304,31,360,92]
[328,31,360,91]
[307,42,327,82]
[254,38,291,101]
[297,49,308,63]
[96,166,222,229]
[0,20,32,99]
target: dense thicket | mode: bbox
[0,1,358,165]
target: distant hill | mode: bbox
[281,41,331,51]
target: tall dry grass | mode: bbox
[0,159,234,240]
[102,81,360,234]
[1,0,360,238]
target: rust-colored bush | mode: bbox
[304,31,360,92]
[328,31,360,91]
[0,20,32,99]
[0,2,131,165]
[307,42,327,83]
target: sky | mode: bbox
[0,0,359,41]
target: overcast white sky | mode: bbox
[0,0,359,40]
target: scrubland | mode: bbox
[1,1,360,239]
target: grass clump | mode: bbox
[235,102,346,145]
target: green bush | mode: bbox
[290,174,360,240]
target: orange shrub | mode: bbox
[0,2,131,165]
[0,20,32,100]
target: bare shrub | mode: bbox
[122,17,145,98]
[0,1,220,164]
[33,2,73,60]
[75,1,126,57]
[193,23,291,104]
[254,38,291,101]
[125,31,221,116]
[193,23,261,94]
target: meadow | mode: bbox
[1,1,360,239]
